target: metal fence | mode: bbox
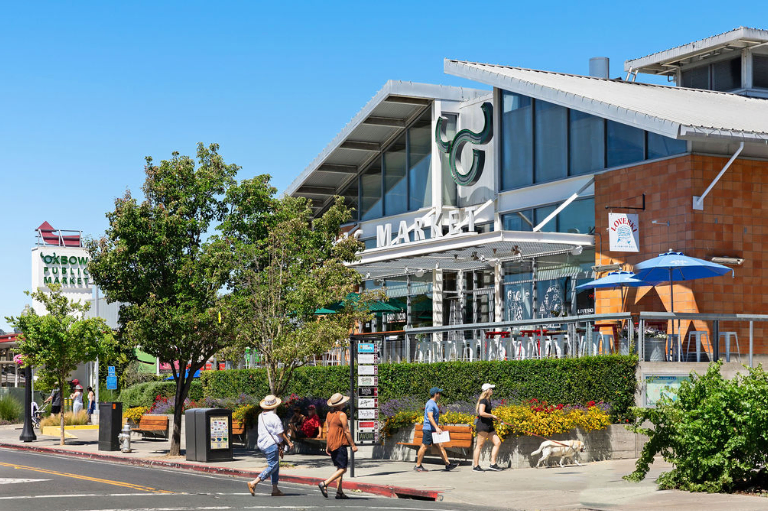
[311,311,768,366]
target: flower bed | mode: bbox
[381,397,611,440]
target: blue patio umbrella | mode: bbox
[633,250,733,313]
[165,369,201,380]
[576,271,656,291]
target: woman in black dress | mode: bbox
[473,383,502,471]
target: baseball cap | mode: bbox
[429,387,443,396]
[71,379,80,385]
[308,404,316,409]
[481,383,496,391]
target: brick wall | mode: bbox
[593,153,768,355]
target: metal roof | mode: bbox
[445,59,768,142]
[625,27,768,75]
[286,81,488,215]
[350,230,593,280]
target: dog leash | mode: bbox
[492,420,573,449]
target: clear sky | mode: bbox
[1,1,765,331]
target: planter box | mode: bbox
[377,424,648,469]
[232,420,245,435]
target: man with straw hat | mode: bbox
[246,395,293,497]
[317,393,357,499]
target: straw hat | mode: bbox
[259,395,282,410]
[327,393,350,407]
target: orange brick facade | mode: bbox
[593,153,768,355]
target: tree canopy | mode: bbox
[6,284,114,445]
[88,143,238,455]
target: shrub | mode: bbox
[200,356,638,422]
[40,411,88,427]
[117,380,203,408]
[0,395,23,422]
[625,361,768,493]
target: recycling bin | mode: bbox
[98,402,122,451]
[185,408,233,462]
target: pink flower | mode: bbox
[13,354,24,365]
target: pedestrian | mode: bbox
[86,386,95,424]
[414,387,458,472]
[71,381,84,416]
[246,395,293,497]
[44,387,61,416]
[286,406,306,440]
[317,393,357,499]
[472,383,502,472]
[289,404,320,440]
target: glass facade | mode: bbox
[500,91,687,191]
[501,198,595,234]
[357,109,434,221]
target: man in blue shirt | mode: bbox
[414,387,458,472]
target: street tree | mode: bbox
[87,143,238,456]
[6,284,115,445]
[219,185,375,396]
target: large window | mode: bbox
[384,134,407,216]
[501,198,595,234]
[408,113,432,211]
[606,120,644,168]
[680,57,742,91]
[569,110,604,175]
[501,92,533,190]
[534,101,567,183]
[500,90,687,191]
[360,160,382,221]
[357,109,433,221]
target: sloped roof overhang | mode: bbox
[625,26,768,75]
[286,80,488,216]
[445,59,768,143]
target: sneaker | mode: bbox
[472,466,484,472]
[487,464,503,471]
[444,462,459,471]
[414,465,428,472]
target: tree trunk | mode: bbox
[168,363,202,456]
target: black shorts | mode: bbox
[51,406,61,414]
[294,430,308,439]
[330,446,348,469]
[476,420,495,434]
[421,430,434,445]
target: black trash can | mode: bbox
[98,402,122,451]
[185,408,233,462]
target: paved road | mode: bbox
[0,448,507,511]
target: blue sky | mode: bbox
[1,1,765,330]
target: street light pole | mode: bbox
[19,362,36,442]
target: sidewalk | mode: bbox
[1,424,766,510]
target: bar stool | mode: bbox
[550,334,568,358]
[686,331,711,362]
[666,334,680,362]
[524,334,540,359]
[719,332,741,363]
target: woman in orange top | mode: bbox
[317,393,357,499]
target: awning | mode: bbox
[350,230,593,280]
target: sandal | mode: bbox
[318,481,328,498]
[247,480,258,496]
[335,492,350,499]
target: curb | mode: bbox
[0,442,441,501]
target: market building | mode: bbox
[289,27,768,362]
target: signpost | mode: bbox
[106,365,117,390]
[348,335,382,477]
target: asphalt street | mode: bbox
[0,448,507,511]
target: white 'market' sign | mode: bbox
[608,213,639,252]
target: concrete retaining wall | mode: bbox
[356,424,647,469]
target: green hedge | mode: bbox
[199,356,638,420]
[117,380,204,408]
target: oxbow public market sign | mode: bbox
[372,207,479,249]
[39,251,91,287]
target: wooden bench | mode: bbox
[131,415,169,440]
[294,421,327,447]
[397,424,474,461]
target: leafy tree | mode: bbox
[625,361,768,492]
[88,143,238,456]
[218,186,375,397]
[6,285,114,445]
